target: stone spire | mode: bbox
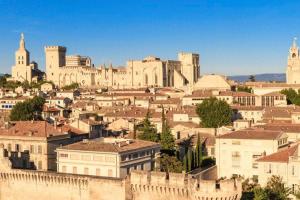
[19,33,25,50]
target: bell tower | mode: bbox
[15,33,30,67]
[286,37,300,84]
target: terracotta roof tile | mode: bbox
[59,139,160,153]
[256,144,298,163]
[218,128,284,140]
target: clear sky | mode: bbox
[1,0,300,75]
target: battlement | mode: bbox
[44,46,67,51]
[0,169,89,188]
[130,170,242,200]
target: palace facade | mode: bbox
[45,45,200,88]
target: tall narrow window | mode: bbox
[84,167,89,175]
[73,167,77,174]
[145,74,148,85]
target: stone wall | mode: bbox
[130,171,242,200]
[0,169,125,200]
[0,168,241,200]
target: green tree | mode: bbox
[160,106,175,152]
[281,88,300,105]
[265,176,291,200]
[249,75,256,82]
[183,154,188,172]
[187,148,193,172]
[10,96,45,121]
[137,111,159,142]
[237,86,252,93]
[195,133,202,168]
[157,153,183,173]
[253,188,268,200]
[196,97,233,128]
[61,83,79,90]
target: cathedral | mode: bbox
[11,34,43,83]
[286,38,300,84]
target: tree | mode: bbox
[237,86,252,93]
[183,154,188,172]
[253,188,268,200]
[187,148,193,172]
[241,176,291,200]
[160,106,175,152]
[196,97,233,128]
[137,111,159,142]
[10,96,45,121]
[281,88,300,105]
[61,83,79,90]
[265,176,291,200]
[249,75,256,82]
[195,133,202,168]
[157,153,183,173]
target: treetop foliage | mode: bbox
[196,97,233,128]
[10,96,45,121]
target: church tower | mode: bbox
[11,33,33,83]
[286,38,300,84]
[15,33,30,67]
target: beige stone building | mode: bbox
[216,128,288,180]
[0,121,88,171]
[56,138,160,178]
[44,43,200,88]
[11,34,42,83]
[256,143,300,194]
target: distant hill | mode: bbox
[229,73,286,83]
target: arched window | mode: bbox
[292,53,297,58]
[155,74,158,85]
[145,74,148,85]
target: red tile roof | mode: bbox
[0,121,66,138]
[59,139,160,153]
[218,128,284,140]
[256,144,298,163]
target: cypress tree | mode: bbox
[137,111,159,142]
[187,149,192,172]
[160,106,175,152]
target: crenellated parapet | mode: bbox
[130,170,242,200]
[0,169,89,189]
[44,46,67,51]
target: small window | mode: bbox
[96,168,101,176]
[7,144,11,151]
[38,161,42,170]
[59,153,68,158]
[30,145,34,153]
[73,167,77,174]
[38,145,42,154]
[62,166,67,173]
[108,169,113,177]
[84,167,89,175]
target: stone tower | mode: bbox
[15,33,30,67]
[178,52,200,85]
[45,46,66,85]
[11,33,33,82]
[286,38,300,84]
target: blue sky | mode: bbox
[0,0,300,75]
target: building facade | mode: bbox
[56,138,160,178]
[44,44,200,88]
